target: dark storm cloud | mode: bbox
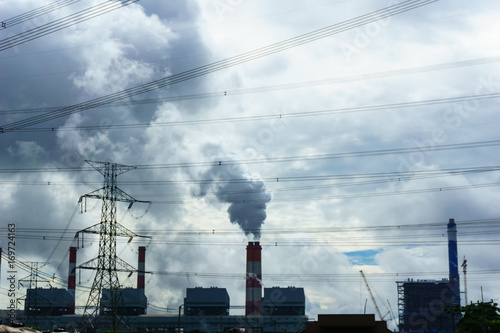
[0,0,210,271]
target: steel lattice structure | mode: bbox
[76,160,150,332]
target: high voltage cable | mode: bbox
[151,269,500,280]
[0,252,92,293]
[135,218,500,234]
[1,166,499,185]
[5,241,498,290]
[0,0,140,52]
[1,55,498,115]
[7,92,500,133]
[128,139,500,170]
[2,219,499,242]
[0,0,438,132]
[1,217,497,235]
[2,168,499,202]
[2,234,498,247]
[142,180,500,204]
[259,181,500,202]
[0,0,81,30]
[0,139,498,173]
[4,231,498,244]
[180,140,500,167]
[4,227,497,238]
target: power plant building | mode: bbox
[7,217,465,333]
[262,287,305,316]
[99,288,148,316]
[397,279,457,332]
[11,242,308,333]
[397,219,461,332]
[24,288,74,316]
[184,287,230,316]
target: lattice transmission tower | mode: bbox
[75,160,150,332]
[19,262,49,328]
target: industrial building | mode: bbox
[397,219,461,332]
[4,219,464,332]
[184,287,230,316]
[262,287,305,316]
[99,288,148,316]
[7,241,308,333]
[397,279,457,332]
[24,288,74,316]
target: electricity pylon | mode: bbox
[19,262,49,328]
[75,160,150,332]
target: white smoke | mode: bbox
[195,161,272,240]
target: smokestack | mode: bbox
[246,241,262,316]
[138,246,146,290]
[68,246,77,314]
[447,219,460,306]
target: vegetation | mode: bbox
[457,302,500,333]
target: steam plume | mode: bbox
[196,162,271,240]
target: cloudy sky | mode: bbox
[1,0,500,329]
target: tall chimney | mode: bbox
[246,241,262,316]
[68,246,77,314]
[138,246,146,290]
[447,219,460,306]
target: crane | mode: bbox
[360,270,390,320]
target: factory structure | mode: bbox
[9,242,308,333]
[1,219,464,332]
[396,219,461,332]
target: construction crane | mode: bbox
[360,270,389,320]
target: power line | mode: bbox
[0,139,498,173]
[2,234,498,247]
[2,218,499,243]
[6,92,500,132]
[3,217,498,233]
[0,0,438,132]
[0,0,81,30]
[0,0,140,52]
[1,167,499,203]
[149,269,500,282]
[1,55,498,114]
[1,165,499,184]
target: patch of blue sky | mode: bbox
[344,249,382,265]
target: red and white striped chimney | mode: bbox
[137,246,146,290]
[68,246,77,314]
[245,241,262,316]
